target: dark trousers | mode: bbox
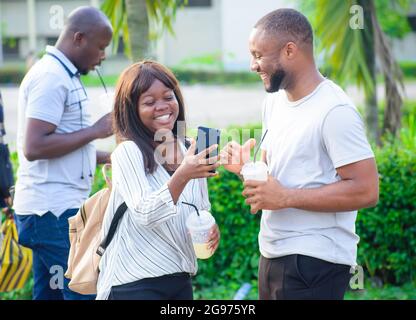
[109,272,193,300]
[14,209,96,300]
[259,254,351,300]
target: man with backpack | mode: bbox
[13,7,113,300]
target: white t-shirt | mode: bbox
[14,46,96,217]
[260,79,375,266]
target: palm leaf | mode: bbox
[101,0,185,60]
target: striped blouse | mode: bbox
[96,140,211,300]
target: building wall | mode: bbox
[156,0,222,69]
[220,0,290,71]
[393,33,416,62]
[0,0,92,59]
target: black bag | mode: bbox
[0,143,14,200]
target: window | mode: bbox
[2,37,20,57]
[180,0,212,7]
[408,15,416,32]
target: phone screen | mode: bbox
[195,126,221,172]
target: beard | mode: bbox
[265,68,286,93]
[79,68,90,76]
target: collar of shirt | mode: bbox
[45,45,80,77]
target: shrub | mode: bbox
[356,132,416,285]
[0,66,26,84]
[399,61,416,79]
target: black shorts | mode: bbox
[258,254,351,300]
[108,272,193,300]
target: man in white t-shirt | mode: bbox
[13,7,113,300]
[221,8,379,300]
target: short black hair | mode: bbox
[255,8,313,47]
[66,6,112,34]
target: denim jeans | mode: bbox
[14,209,96,300]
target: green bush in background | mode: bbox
[357,135,416,285]
[2,61,415,85]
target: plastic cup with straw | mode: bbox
[182,202,216,259]
[240,130,269,182]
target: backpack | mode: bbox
[65,164,127,295]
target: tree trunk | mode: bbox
[360,0,380,145]
[370,4,404,138]
[125,0,149,62]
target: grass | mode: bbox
[193,280,416,300]
[345,282,416,300]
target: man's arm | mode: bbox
[286,158,379,212]
[243,158,379,214]
[24,114,112,161]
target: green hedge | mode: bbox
[357,140,416,285]
[400,61,416,79]
[2,62,415,85]
[0,66,26,84]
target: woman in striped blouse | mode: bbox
[96,61,221,300]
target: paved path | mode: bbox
[1,82,415,152]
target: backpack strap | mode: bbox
[96,201,128,257]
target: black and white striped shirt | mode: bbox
[96,140,211,300]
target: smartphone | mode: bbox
[195,126,221,173]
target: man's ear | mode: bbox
[284,42,298,60]
[73,32,84,47]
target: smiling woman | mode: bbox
[138,79,180,135]
[112,61,186,174]
[96,60,221,300]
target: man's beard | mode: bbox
[79,69,90,76]
[266,68,286,93]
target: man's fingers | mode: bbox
[243,138,256,152]
[242,188,256,198]
[250,206,259,214]
[245,196,259,205]
[243,180,263,188]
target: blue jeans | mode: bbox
[14,209,96,300]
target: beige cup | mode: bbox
[186,210,216,259]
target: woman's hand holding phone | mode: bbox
[177,138,220,180]
[168,139,220,204]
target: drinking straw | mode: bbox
[253,129,268,163]
[95,67,108,94]
[182,201,200,217]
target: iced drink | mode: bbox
[186,210,216,259]
[240,161,268,181]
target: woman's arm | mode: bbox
[112,141,179,228]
